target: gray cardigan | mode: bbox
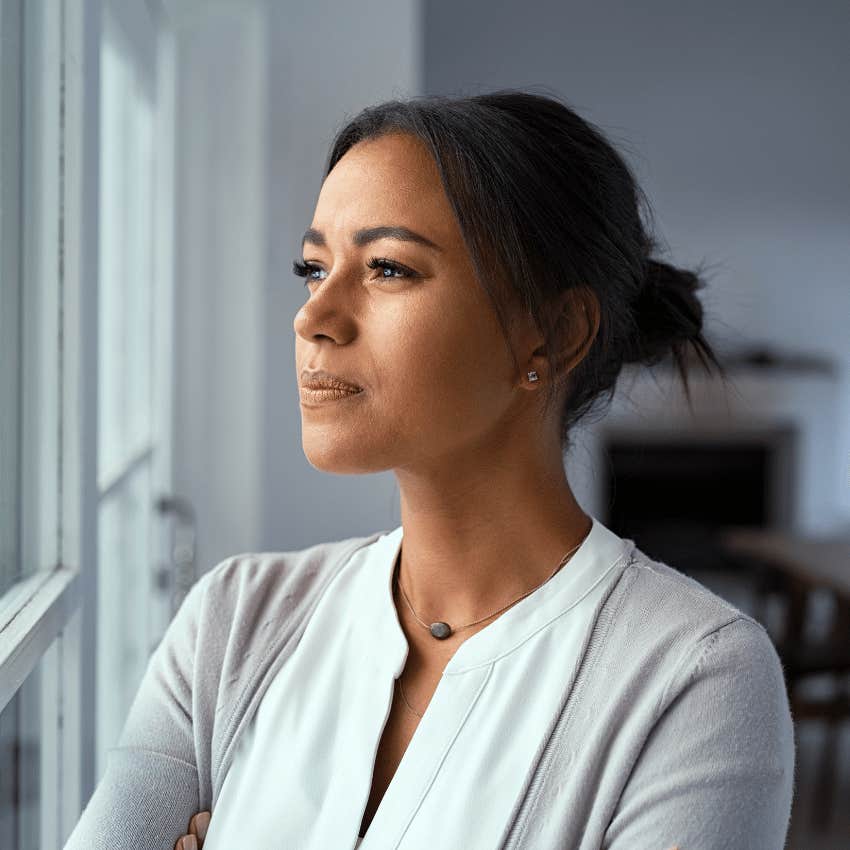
[64,530,796,849]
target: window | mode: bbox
[95,1,176,779]
[0,639,60,848]
[0,4,79,845]
[0,1,176,846]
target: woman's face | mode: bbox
[293,131,543,476]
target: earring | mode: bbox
[527,370,539,382]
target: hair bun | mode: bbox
[626,258,705,367]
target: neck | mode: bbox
[393,459,592,630]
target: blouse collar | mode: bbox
[362,515,635,676]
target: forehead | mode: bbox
[313,132,458,242]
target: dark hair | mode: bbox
[323,88,727,451]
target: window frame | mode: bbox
[0,0,102,843]
[1,0,175,843]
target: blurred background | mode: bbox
[0,0,847,847]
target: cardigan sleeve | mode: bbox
[63,568,216,850]
[602,617,796,850]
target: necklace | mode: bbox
[394,527,590,718]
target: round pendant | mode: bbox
[430,621,452,639]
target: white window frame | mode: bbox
[0,0,95,841]
[0,0,167,844]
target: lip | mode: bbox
[300,385,365,405]
[300,367,364,393]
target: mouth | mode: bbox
[300,368,364,394]
[299,385,365,404]
[301,380,363,392]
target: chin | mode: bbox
[301,440,390,476]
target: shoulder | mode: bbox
[594,548,795,849]
[600,544,790,715]
[616,542,768,640]
[194,528,389,625]
[586,544,794,768]
[171,529,392,754]
[179,529,397,663]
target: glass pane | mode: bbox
[94,6,161,780]
[96,458,153,778]
[0,0,24,597]
[0,639,59,850]
[97,18,154,492]
[0,0,62,598]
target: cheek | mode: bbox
[382,313,511,438]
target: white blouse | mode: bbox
[202,516,632,849]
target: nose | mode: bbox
[293,294,357,347]
[293,267,359,343]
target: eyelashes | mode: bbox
[292,256,419,287]
[291,260,319,286]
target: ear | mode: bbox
[524,286,600,388]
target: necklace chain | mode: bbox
[396,535,587,634]
[397,677,423,718]
[393,528,590,719]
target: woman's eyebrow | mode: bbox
[301,225,443,252]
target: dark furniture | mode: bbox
[719,527,850,830]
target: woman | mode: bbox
[66,90,794,850]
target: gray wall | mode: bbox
[172,0,422,572]
[172,3,266,577]
[424,0,850,524]
[260,0,422,553]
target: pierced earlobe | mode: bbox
[527,370,539,382]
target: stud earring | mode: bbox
[527,370,539,382]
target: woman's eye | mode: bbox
[292,257,419,287]
[365,256,417,280]
[292,259,325,286]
